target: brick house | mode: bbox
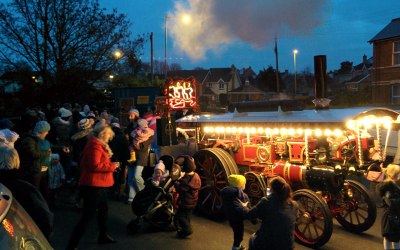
[344,55,373,91]
[369,18,400,104]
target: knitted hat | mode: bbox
[59,107,72,118]
[111,122,120,129]
[228,174,246,188]
[83,104,90,114]
[0,129,19,146]
[154,160,166,174]
[78,118,93,130]
[138,118,148,129]
[129,108,139,118]
[87,111,96,119]
[51,153,60,160]
[33,121,51,134]
[385,164,400,182]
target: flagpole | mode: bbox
[274,36,280,94]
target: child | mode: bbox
[377,164,400,250]
[48,153,66,206]
[130,119,154,150]
[221,174,250,250]
[173,155,201,238]
[151,160,169,187]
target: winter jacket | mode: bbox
[242,194,298,250]
[133,134,154,167]
[175,172,201,209]
[78,137,115,187]
[109,127,130,167]
[18,134,51,176]
[377,181,400,241]
[221,186,249,223]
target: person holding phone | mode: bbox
[66,120,120,249]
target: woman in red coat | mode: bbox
[66,120,120,249]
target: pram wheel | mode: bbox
[127,218,141,234]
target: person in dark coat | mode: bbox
[221,174,250,250]
[109,122,130,199]
[242,176,298,250]
[377,163,400,250]
[0,136,54,239]
[173,155,201,238]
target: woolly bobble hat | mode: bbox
[138,118,148,129]
[385,164,400,182]
[33,121,51,134]
[228,174,246,188]
[59,107,72,118]
[51,153,60,160]
[129,108,140,118]
[154,160,166,174]
[111,122,120,129]
[78,118,93,130]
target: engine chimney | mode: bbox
[313,55,331,109]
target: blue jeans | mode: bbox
[127,165,145,202]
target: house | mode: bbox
[228,80,266,102]
[344,55,373,91]
[369,17,400,105]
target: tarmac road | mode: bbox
[49,184,384,250]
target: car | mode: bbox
[0,182,52,249]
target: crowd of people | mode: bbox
[1,102,400,250]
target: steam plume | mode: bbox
[170,0,327,61]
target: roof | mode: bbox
[176,107,400,129]
[203,87,217,96]
[353,57,373,71]
[206,68,234,82]
[369,18,400,43]
[345,74,370,84]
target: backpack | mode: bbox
[383,184,400,241]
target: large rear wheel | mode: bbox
[193,148,239,218]
[333,179,377,232]
[293,189,333,249]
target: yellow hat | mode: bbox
[228,174,246,188]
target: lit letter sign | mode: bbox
[167,77,197,110]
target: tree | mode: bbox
[0,0,143,103]
[338,61,353,74]
[257,66,282,92]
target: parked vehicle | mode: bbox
[0,182,52,249]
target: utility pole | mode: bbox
[150,32,154,85]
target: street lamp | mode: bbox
[293,49,298,95]
[164,14,191,79]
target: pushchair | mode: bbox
[127,155,181,233]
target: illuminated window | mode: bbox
[394,41,400,65]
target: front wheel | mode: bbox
[333,179,377,233]
[293,189,333,249]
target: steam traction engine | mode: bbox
[176,107,400,248]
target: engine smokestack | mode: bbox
[313,55,331,109]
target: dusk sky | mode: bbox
[58,1,400,73]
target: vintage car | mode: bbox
[174,106,400,248]
[0,182,52,249]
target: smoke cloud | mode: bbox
[170,0,327,61]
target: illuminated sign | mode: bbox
[167,77,197,110]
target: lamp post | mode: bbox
[164,14,191,79]
[293,49,298,95]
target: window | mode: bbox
[392,84,400,105]
[394,41,400,65]
[208,82,212,88]
[219,82,224,90]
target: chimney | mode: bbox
[363,54,367,64]
[313,55,331,109]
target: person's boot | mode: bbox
[98,233,116,244]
